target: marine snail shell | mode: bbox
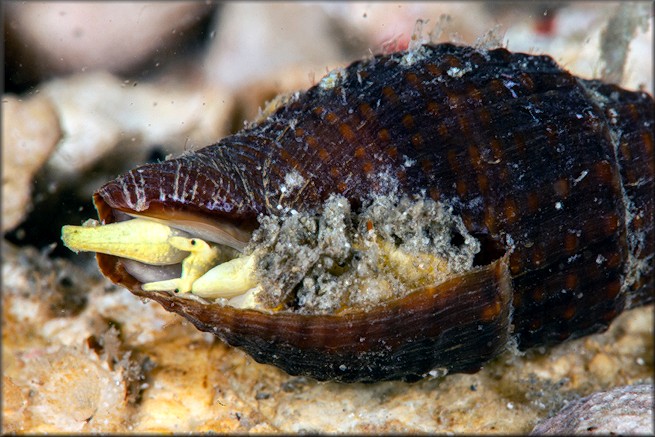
[530,384,654,435]
[62,43,654,382]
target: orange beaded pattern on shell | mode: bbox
[94,43,653,382]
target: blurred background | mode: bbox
[2,3,653,434]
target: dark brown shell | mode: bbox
[92,43,654,382]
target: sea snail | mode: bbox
[62,43,654,383]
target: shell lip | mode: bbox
[127,250,514,382]
[93,187,514,315]
[97,186,513,316]
[134,250,512,315]
[92,191,257,289]
[93,191,258,233]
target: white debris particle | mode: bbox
[555,202,563,210]
[319,68,347,90]
[82,219,100,227]
[444,62,473,78]
[507,402,514,410]
[400,20,430,67]
[283,169,305,191]
[402,155,416,167]
[427,368,449,378]
[505,234,515,248]
[502,79,519,98]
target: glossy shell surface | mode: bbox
[92,43,654,382]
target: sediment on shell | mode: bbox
[245,193,481,314]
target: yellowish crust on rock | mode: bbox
[2,242,652,434]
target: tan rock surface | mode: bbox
[1,95,61,233]
[2,243,652,433]
[42,71,234,178]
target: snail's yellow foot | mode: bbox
[378,239,451,287]
[143,239,258,298]
[142,236,224,294]
[190,254,258,298]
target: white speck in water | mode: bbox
[596,254,606,264]
[507,402,514,410]
[636,357,645,365]
[555,202,563,210]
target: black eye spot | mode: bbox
[190,240,196,245]
[174,289,179,293]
